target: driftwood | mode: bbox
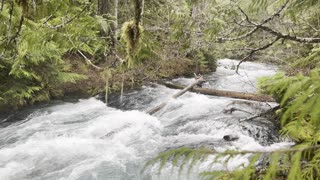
[147,77,205,115]
[161,82,275,102]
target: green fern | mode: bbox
[0,0,108,109]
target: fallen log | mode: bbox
[147,77,205,115]
[161,82,275,102]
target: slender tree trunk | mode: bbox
[114,0,119,38]
[98,0,108,15]
[141,0,144,25]
[1,0,4,12]
[133,0,143,26]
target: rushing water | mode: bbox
[0,59,293,180]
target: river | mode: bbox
[0,59,293,180]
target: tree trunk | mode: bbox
[114,0,119,38]
[161,82,275,102]
[133,0,143,26]
[141,0,144,25]
[98,0,108,15]
[1,0,4,11]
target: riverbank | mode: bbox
[0,52,217,113]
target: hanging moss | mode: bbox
[121,21,144,68]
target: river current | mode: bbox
[0,59,293,180]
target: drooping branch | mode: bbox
[258,25,320,43]
[42,15,53,25]
[217,27,259,42]
[3,2,18,54]
[235,37,281,73]
[218,0,289,42]
[68,37,104,71]
[76,50,104,71]
[45,4,90,29]
[218,0,320,70]
[256,0,289,26]
[8,15,24,45]
[8,1,14,33]
[222,0,320,44]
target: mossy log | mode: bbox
[161,82,275,102]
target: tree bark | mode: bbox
[1,0,4,12]
[133,0,143,26]
[141,0,144,25]
[147,77,205,115]
[161,82,275,102]
[114,0,119,38]
[98,0,108,15]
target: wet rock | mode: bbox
[223,135,239,141]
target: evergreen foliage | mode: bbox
[0,0,109,109]
[1,0,320,177]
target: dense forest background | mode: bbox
[1,0,320,179]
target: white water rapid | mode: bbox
[0,59,293,180]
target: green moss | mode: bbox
[121,21,144,67]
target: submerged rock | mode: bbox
[223,135,239,141]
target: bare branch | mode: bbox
[226,47,256,51]
[218,27,259,42]
[237,5,254,25]
[76,50,104,71]
[259,25,320,43]
[236,37,281,73]
[68,37,104,71]
[45,4,89,29]
[219,0,289,42]
[259,0,289,25]
[42,15,53,25]
[224,0,320,43]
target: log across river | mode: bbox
[0,59,293,180]
[161,82,275,102]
